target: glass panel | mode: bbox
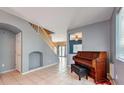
[73,44,82,53]
[62,46,65,57]
[116,8,124,61]
[59,46,62,56]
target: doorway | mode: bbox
[0,23,22,73]
[0,29,16,72]
[58,45,66,62]
[57,45,67,69]
[58,45,66,57]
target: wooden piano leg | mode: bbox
[79,76,81,80]
[71,69,73,73]
[86,75,88,79]
[94,79,96,83]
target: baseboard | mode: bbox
[0,69,16,74]
[22,63,58,75]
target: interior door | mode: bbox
[16,32,22,72]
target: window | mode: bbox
[73,44,82,53]
[116,8,124,61]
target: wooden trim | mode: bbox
[107,73,116,85]
[29,23,56,53]
[54,41,66,46]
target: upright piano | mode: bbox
[73,51,108,83]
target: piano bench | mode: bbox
[71,64,89,80]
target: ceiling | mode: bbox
[0,7,114,42]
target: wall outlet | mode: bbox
[2,64,5,67]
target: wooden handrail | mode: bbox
[29,23,57,53]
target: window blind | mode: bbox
[117,8,124,60]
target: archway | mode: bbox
[29,51,43,70]
[0,23,22,73]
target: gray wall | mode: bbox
[110,8,124,84]
[0,10,59,73]
[67,21,110,65]
[0,29,16,72]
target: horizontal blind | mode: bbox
[118,8,124,60]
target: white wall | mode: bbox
[67,21,110,65]
[0,10,59,73]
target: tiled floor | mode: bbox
[0,57,95,85]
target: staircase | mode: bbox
[29,23,57,54]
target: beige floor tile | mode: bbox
[0,57,95,85]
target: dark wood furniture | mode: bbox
[71,64,89,80]
[73,51,107,83]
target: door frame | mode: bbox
[16,32,22,72]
